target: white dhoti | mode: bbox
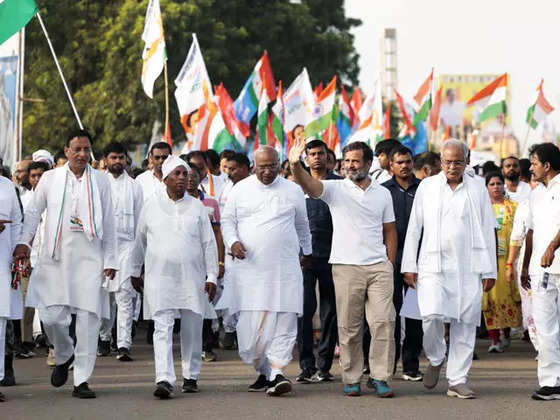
[152,309,203,386]
[40,305,101,386]
[532,274,560,387]
[0,318,6,381]
[237,311,297,380]
[423,315,477,387]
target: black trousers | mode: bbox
[363,268,423,374]
[297,263,338,373]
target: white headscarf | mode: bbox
[32,149,54,168]
[162,155,190,180]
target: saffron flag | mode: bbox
[141,0,166,99]
[215,83,248,147]
[467,73,508,122]
[526,79,554,129]
[234,51,276,125]
[348,79,383,144]
[394,88,415,135]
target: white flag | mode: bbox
[141,0,166,98]
[283,67,315,134]
[174,33,212,119]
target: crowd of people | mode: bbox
[0,128,559,403]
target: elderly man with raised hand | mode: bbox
[401,139,497,399]
[130,156,218,400]
[289,138,398,398]
[221,146,312,397]
[13,129,118,399]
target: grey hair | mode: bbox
[254,146,279,163]
[441,138,469,161]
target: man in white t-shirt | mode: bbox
[290,139,398,398]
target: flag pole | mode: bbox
[36,13,83,129]
[164,60,170,140]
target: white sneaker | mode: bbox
[488,344,503,353]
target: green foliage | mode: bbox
[22,0,361,154]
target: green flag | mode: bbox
[0,0,38,45]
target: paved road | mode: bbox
[1,331,554,420]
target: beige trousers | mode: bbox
[333,261,395,384]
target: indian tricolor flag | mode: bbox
[467,73,508,122]
[306,75,337,137]
[0,0,37,45]
[256,89,273,147]
[526,79,554,129]
[271,81,287,158]
[141,0,166,99]
[413,70,433,126]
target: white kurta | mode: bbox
[505,181,531,203]
[106,171,143,292]
[221,175,312,315]
[0,176,23,319]
[401,172,497,325]
[135,169,164,203]
[200,172,225,199]
[131,189,218,319]
[20,166,117,318]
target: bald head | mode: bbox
[254,146,279,185]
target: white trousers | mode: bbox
[99,285,135,349]
[237,311,297,381]
[41,305,101,386]
[152,309,203,386]
[423,315,476,387]
[532,274,560,387]
[221,309,239,333]
[0,317,6,381]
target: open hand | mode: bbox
[288,135,306,165]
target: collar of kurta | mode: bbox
[343,176,376,192]
[547,173,560,190]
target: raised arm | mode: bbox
[288,136,324,199]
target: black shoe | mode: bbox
[362,365,370,375]
[296,368,316,383]
[154,381,174,399]
[0,391,5,402]
[182,378,199,393]
[116,347,133,362]
[72,382,96,399]
[51,354,74,388]
[222,332,236,350]
[472,352,479,361]
[97,340,110,357]
[311,370,334,382]
[110,341,118,354]
[0,355,15,386]
[248,374,269,392]
[266,374,292,396]
[532,386,560,400]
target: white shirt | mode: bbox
[131,189,218,318]
[505,181,531,203]
[106,172,144,290]
[528,175,560,275]
[200,172,225,199]
[319,177,395,265]
[0,176,23,319]
[135,169,164,203]
[217,178,234,214]
[221,175,312,314]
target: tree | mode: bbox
[22,0,361,154]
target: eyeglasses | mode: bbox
[442,160,465,167]
[152,155,169,161]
